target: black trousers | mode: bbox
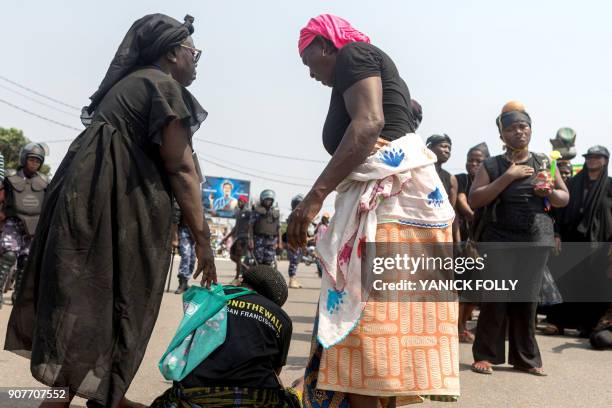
[472,246,549,368]
[473,301,541,367]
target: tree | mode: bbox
[0,127,50,174]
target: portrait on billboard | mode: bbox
[202,176,251,218]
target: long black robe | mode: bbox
[4,67,206,406]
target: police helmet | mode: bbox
[260,189,276,203]
[19,142,48,168]
[291,194,304,210]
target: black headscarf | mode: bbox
[242,264,289,306]
[496,110,532,132]
[84,14,195,117]
[426,133,452,147]
[561,163,612,242]
[411,99,423,129]
[468,142,490,158]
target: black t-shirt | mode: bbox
[481,153,554,245]
[322,42,417,155]
[455,173,472,241]
[437,168,453,196]
[180,290,292,389]
[455,173,472,196]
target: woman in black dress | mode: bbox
[468,102,568,376]
[455,142,489,343]
[4,14,216,408]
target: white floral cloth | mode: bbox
[315,134,455,348]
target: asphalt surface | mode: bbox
[0,258,610,407]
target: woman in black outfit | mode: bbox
[5,14,216,408]
[468,102,569,376]
[455,142,489,343]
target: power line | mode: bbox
[0,78,327,165]
[198,152,314,181]
[0,75,81,111]
[0,84,78,117]
[194,137,327,164]
[197,152,312,188]
[0,98,82,131]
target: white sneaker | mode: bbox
[288,277,303,289]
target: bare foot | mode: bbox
[514,366,547,376]
[471,360,493,374]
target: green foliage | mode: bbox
[0,127,50,174]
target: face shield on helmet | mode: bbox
[291,194,304,210]
[260,189,276,204]
[19,142,49,168]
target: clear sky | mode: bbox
[1,0,610,217]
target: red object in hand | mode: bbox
[533,171,553,193]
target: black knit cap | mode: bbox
[242,265,289,306]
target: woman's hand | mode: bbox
[534,186,554,197]
[505,162,534,180]
[193,239,217,289]
[287,192,324,250]
[533,170,554,197]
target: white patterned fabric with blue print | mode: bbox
[315,133,455,349]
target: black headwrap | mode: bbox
[561,163,612,242]
[496,110,532,132]
[468,142,490,158]
[242,265,289,306]
[411,99,423,129]
[84,14,195,116]
[426,133,452,147]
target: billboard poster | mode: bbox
[202,176,251,218]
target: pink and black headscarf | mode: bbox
[298,14,370,56]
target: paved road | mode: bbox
[1,258,611,407]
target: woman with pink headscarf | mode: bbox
[288,14,459,408]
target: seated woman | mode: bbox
[151,265,297,407]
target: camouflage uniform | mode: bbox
[0,161,49,304]
[253,234,278,266]
[0,218,31,292]
[177,225,196,279]
[287,248,302,277]
[250,207,279,266]
[1,218,31,257]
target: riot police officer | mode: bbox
[286,194,304,288]
[0,142,49,306]
[249,190,282,267]
[222,194,251,283]
[172,202,196,295]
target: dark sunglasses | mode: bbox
[180,44,202,64]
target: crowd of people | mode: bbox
[0,11,609,408]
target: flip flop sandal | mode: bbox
[540,324,563,336]
[459,330,475,343]
[471,362,493,374]
[514,366,547,376]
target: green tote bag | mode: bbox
[158,284,254,381]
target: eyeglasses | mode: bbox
[180,44,202,64]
